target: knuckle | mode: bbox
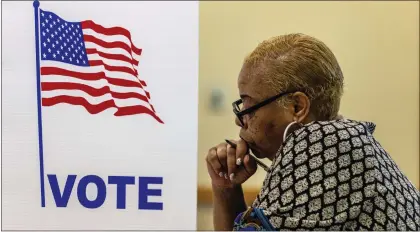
[207,147,216,154]
[217,142,226,148]
[207,153,217,163]
[206,148,216,159]
[217,146,227,154]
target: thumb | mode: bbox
[243,154,257,176]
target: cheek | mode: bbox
[264,121,277,138]
[245,116,264,140]
[263,119,286,145]
[249,112,285,145]
[248,115,278,143]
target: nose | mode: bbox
[235,116,248,129]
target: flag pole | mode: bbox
[33,0,46,207]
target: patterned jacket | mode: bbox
[233,119,420,231]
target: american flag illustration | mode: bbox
[37,9,164,124]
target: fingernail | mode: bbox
[219,172,223,178]
[229,173,235,181]
[224,173,228,179]
[236,158,242,166]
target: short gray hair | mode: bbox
[244,33,344,120]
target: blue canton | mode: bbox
[39,9,89,67]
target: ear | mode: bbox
[291,92,311,122]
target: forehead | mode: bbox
[238,63,271,99]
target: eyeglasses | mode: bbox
[232,91,296,126]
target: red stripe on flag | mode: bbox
[88,60,147,87]
[42,96,163,123]
[41,67,146,90]
[89,60,138,77]
[86,48,139,66]
[41,82,151,103]
[81,20,142,56]
[43,96,114,114]
[84,35,135,58]
[115,106,162,122]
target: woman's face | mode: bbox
[235,64,295,161]
[235,63,312,161]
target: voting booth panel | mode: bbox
[2,1,198,230]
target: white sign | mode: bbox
[2,1,198,230]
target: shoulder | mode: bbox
[268,119,380,197]
[276,119,377,167]
[292,119,376,144]
[268,119,379,193]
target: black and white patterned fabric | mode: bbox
[249,119,420,230]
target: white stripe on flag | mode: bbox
[40,61,142,83]
[84,41,140,63]
[82,28,139,54]
[86,53,137,71]
[42,89,153,109]
[41,75,149,97]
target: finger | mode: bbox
[216,143,229,179]
[216,143,228,169]
[227,144,237,181]
[206,148,224,178]
[235,139,248,167]
[243,154,257,176]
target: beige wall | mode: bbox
[198,1,419,192]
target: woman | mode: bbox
[205,33,420,231]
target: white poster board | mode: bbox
[2,1,198,230]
